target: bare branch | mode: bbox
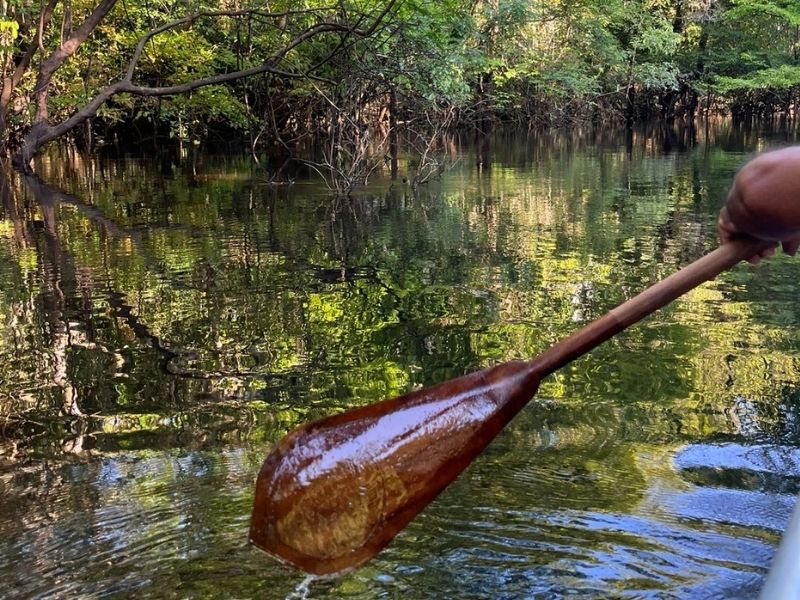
[123,7,339,82]
[4,0,58,99]
[34,0,118,123]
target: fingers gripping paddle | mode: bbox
[250,238,771,576]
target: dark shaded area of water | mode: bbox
[2,123,800,598]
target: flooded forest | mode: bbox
[3,0,800,598]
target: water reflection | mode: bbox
[1,124,800,597]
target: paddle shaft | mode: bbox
[528,237,773,379]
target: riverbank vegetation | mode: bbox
[1,0,800,183]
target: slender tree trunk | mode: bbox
[0,0,59,151]
[14,0,118,170]
[687,88,698,123]
[33,0,117,125]
[626,86,636,129]
[389,87,398,180]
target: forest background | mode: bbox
[1,0,799,186]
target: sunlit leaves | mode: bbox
[724,0,800,28]
[0,19,19,50]
[715,65,800,93]
[703,0,800,107]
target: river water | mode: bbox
[2,124,800,598]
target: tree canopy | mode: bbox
[0,0,799,170]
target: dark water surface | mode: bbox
[2,126,800,598]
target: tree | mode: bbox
[2,0,798,181]
[0,0,398,171]
[706,0,800,120]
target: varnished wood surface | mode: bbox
[250,361,540,575]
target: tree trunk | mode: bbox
[0,0,59,151]
[626,86,636,128]
[13,123,49,172]
[389,87,398,180]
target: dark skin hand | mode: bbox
[719,146,800,264]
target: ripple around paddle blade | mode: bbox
[359,502,776,599]
[0,449,279,600]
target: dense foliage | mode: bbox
[1,0,800,173]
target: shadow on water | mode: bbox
[1,122,800,597]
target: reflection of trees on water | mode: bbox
[0,178,307,459]
[2,178,85,425]
[1,135,800,598]
[2,136,800,465]
[0,446,289,599]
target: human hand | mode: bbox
[718,147,800,264]
[717,206,783,264]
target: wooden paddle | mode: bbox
[250,237,772,576]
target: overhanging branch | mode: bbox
[16,0,401,169]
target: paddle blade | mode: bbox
[249,360,539,575]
